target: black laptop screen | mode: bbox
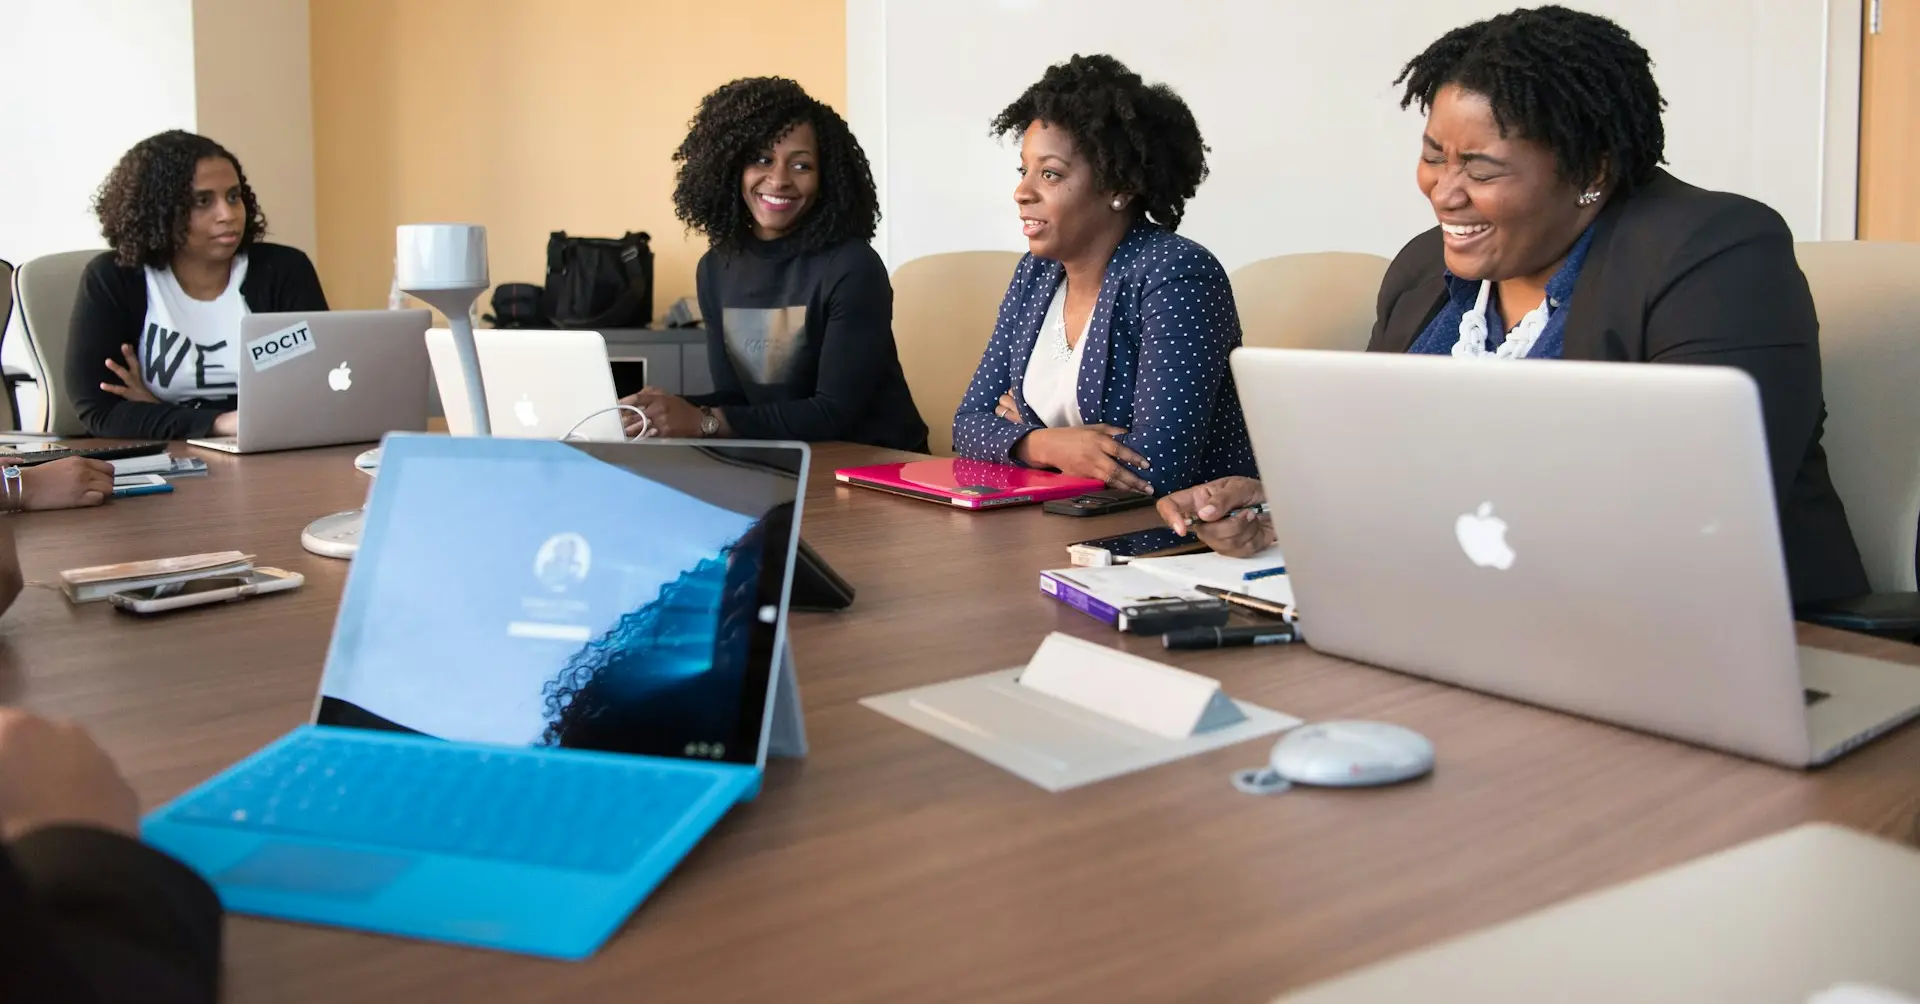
[315,436,805,766]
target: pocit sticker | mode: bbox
[246,321,315,372]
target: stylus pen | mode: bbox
[1183,502,1271,527]
[1162,623,1300,650]
[1194,584,1295,621]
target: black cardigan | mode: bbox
[1370,169,1869,606]
[66,242,328,440]
[0,825,222,1003]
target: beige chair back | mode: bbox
[1796,240,1920,592]
[892,251,1022,455]
[14,250,98,437]
[1231,251,1389,352]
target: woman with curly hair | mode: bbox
[67,130,326,440]
[1160,6,1865,607]
[952,54,1254,495]
[621,78,927,451]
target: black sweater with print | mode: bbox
[689,237,928,452]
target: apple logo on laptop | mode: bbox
[1455,502,1515,569]
[327,362,352,392]
[514,394,539,427]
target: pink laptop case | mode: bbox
[834,458,1106,509]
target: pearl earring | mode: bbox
[1111,196,1126,211]
[1577,190,1601,206]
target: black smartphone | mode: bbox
[1042,488,1158,517]
[0,443,73,466]
[1068,525,1209,563]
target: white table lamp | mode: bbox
[395,224,491,435]
[302,224,492,557]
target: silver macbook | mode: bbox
[426,328,627,440]
[1232,348,1920,768]
[188,309,432,454]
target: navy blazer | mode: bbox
[952,224,1256,495]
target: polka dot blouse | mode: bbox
[951,223,1258,494]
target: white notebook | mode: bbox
[1131,546,1293,605]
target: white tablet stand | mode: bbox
[302,224,490,558]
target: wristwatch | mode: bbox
[697,407,720,438]
[1,465,22,513]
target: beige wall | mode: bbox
[193,0,319,261]
[310,0,847,316]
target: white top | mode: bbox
[1021,279,1090,428]
[140,253,249,403]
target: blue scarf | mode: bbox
[1407,225,1596,359]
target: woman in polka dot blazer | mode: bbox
[951,54,1256,496]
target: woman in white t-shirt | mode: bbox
[67,130,327,440]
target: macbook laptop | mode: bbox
[836,457,1105,509]
[142,433,811,958]
[1231,348,1920,768]
[187,309,432,454]
[427,328,626,440]
[1274,824,1920,1003]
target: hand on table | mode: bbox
[1157,476,1274,556]
[618,387,707,439]
[1016,425,1151,494]
[0,709,139,843]
[21,457,113,511]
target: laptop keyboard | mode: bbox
[168,732,725,874]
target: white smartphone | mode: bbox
[109,567,304,615]
[112,473,171,498]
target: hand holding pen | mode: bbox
[1153,476,1277,557]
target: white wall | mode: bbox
[0,1,197,271]
[0,0,195,428]
[0,0,315,430]
[848,0,1863,275]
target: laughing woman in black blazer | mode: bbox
[1161,5,1867,606]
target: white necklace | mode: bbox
[1453,280,1555,360]
[1049,281,1090,362]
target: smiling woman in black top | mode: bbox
[621,77,927,451]
[68,130,327,441]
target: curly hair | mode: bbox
[672,77,879,253]
[990,54,1209,232]
[1395,5,1667,196]
[93,130,268,268]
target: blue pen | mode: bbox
[1242,565,1287,581]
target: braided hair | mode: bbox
[1395,6,1667,195]
[991,54,1210,232]
[93,130,267,268]
[672,77,879,253]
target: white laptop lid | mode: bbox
[1274,823,1920,1003]
[1231,348,1812,765]
[222,309,433,451]
[312,434,810,771]
[426,328,624,440]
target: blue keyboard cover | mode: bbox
[166,730,726,874]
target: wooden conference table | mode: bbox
[6,442,1920,1003]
